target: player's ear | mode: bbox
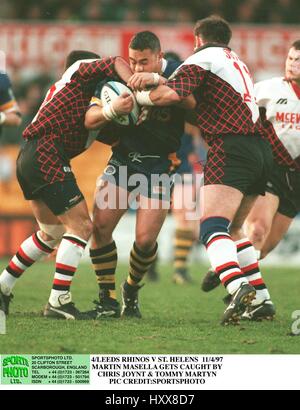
[157,51,163,66]
[194,35,203,50]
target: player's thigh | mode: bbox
[200,184,244,221]
[135,204,169,247]
[31,176,90,238]
[262,212,293,258]
[93,181,129,230]
[30,199,60,225]
[245,192,279,236]
[92,205,128,241]
[58,199,92,240]
[93,180,129,244]
[94,178,131,211]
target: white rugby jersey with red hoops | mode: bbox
[254,77,300,169]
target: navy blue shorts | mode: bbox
[100,150,177,201]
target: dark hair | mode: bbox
[65,50,100,70]
[194,15,232,45]
[291,40,300,50]
[129,31,161,52]
[164,51,182,63]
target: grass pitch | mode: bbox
[0,260,299,354]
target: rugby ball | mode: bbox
[100,81,139,126]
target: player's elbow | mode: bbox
[115,56,126,65]
[114,56,132,83]
[84,115,93,129]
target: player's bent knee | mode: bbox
[37,223,65,247]
[92,215,107,231]
[200,216,230,245]
[135,235,157,253]
[92,217,113,237]
[92,224,113,245]
[69,218,93,241]
[247,221,269,246]
[81,219,94,240]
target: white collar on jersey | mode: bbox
[161,58,168,75]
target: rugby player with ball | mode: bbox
[84,31,188,319]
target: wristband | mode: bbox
[152,72,160,85]
[102,103,117,121]
[0,112,7,125]
[136,90,155,106]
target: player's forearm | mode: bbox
[127,72,167,90]
[136,85,181,107]
[85,108,108,130]
[114,57,133,83]
[0,111,22,127]
[150,85,181,105]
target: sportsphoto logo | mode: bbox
[2,355,31,384]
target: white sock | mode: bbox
[49,234,87,307]
[0,232,54,294]
[205,232,247,294]
[236,238,270,305]
[0,272,16,295]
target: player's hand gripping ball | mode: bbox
[101,81,140,126]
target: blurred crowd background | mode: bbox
[0,0,298,146]
[2,0,300,24]
[1,0,299,145]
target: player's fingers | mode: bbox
[124,94,133,100]
[130,80,142,91]
[128,74,142,90]
[119,96,134,113]
[127,75,137,89]
[128,74,137,83]
[140,79,149,90]
[136,107,149,125]
[136,79,145,90]
[120,92,131,98]
[124,95,134,106]
[136,116,147,126]
[128,81,138,91]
